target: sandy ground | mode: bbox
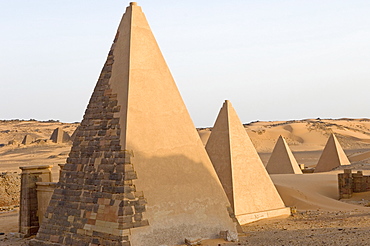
[3,209,370,245]
[0,209,32,246]
[2,119,370,245]
[2,171,370,245]
[239,210,370,246]
[0,120,77,179]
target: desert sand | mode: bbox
[0,120,78,179]
[2,119,370,245]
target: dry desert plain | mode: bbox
[2,118,370,245]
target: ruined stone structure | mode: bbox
[50,127,71,143]
[31,3,237,246]
[266,135,302,174]
[36,182,57,225]
[19,165,53,237]
[314,134,350,173]
[338,169,370,199]
[205,100,290,225]
[8,139,19,145]
[22,134,33,145]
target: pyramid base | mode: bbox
[236,207,291,225]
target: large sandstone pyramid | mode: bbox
[49,127,71,143]
[31,3,237,246]
[205,100,290,225]
[266,135,302,174]
[314,133,351,173]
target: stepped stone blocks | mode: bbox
[31,3,237,246]
[314,134,351,173]
[50,127,71,143]
[70,127,79,142]
[338,169,370,199]
[19,165,53,237]
[58,163,66,179]
[338,169,353,199]
[205,100,290,225]
[266,135,302,174]
[22,134,33,145]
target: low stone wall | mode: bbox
[338,169,370,199]
[0,172,20,209]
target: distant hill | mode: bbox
[199,118,370,152]
[0,120,79,177]
[1,118,370,175]
[0,120,78,146]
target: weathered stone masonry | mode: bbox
[31,3,239,245]
[31,34,148,246]
[19,165,53,237]
[338,169,370,199]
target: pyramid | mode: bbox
[31,3,237,246]
[49,127,71,143]
[205,100,290,225]
[314,133,351,173]
[266,136,302,174]
[22,135,33,145]
[69,126,79,142]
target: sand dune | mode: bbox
[0,120,78,179]
[2,119,370,244]
[199,118,370,152]
[348,150,370,162]
[271,172,370,211]
[0,120,77,143]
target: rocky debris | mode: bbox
[0,232,32,246]
[0,172,20,209]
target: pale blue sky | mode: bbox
[1,1,369,127]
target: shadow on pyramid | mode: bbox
[22,134,33,145]
[266,135,302,174]
[314,133,351,173]
[205,100,290,225]
[31,3,237,246]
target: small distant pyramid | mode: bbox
[32,3,237,246]
[21,135,33,145]
[266,136,302,174]
[49,127,71,143]
[314,133,350,172]
[205,100,290,225]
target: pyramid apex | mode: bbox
[223,100,232,106]
[130,2,138,6]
